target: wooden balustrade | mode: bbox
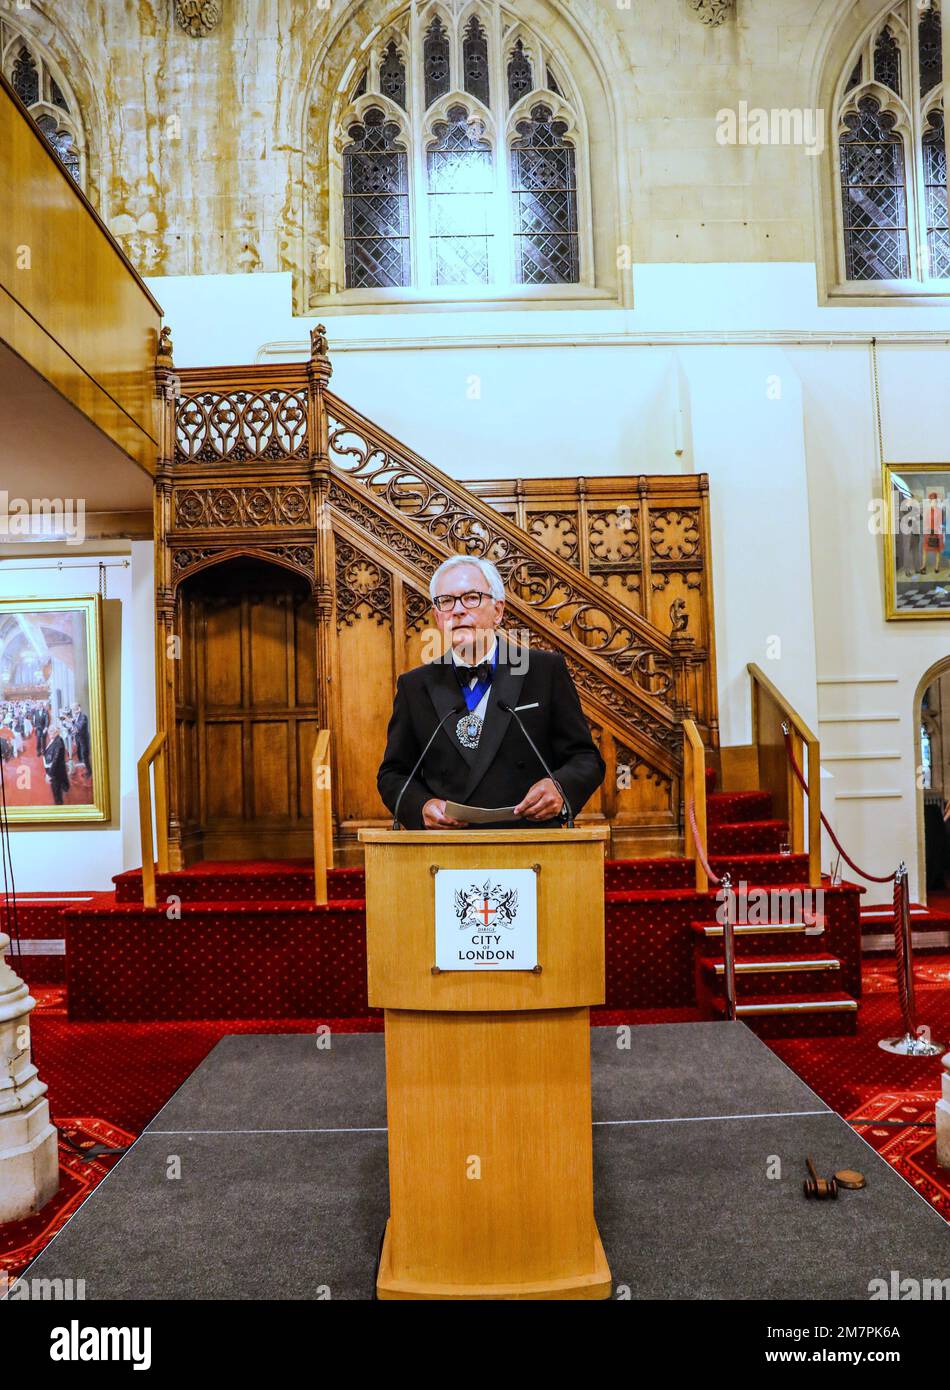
[137,733,169,908]
[312,729,333,905]
[682,718,709,892]
[748,663,821,888]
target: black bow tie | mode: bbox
[455,660,492,686]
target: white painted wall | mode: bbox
[0,543,156,891]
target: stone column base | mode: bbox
[0,1093,59,1222]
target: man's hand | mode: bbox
[422,798,466,828]
[513,778,564,821]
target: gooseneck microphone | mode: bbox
[392,703,465,830]
[498,700,574,828]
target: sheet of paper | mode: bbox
[442,800,521,825]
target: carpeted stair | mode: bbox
[689,772,861,1036]
[4,765,863,1038]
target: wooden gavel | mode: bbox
[803,1155,838,1200]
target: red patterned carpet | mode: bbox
[1,1118,134,1281]
[768,955,950,1222]
[5,954,945,1278]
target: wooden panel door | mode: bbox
[177,558,318,862]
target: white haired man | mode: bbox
[377,555,605,828]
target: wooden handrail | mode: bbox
[312,729,333,905]
[682,719,708,892]
[747,664,821,888]
[137,732,168,909]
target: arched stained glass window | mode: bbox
[342,108,411,288]
[329,6,591,296]
[873,26,900,95]
[463,18,490,107]
[34,113,80,182]
[379,40,406,110]
[835,2,948,286]
[839,96,909,280]
[427,106,493,285]
[11,44,38,105]
[511,104,578,284]
[924,110,949,278]
[3,32,85,186]
[507,39,533,107]
[423,17,450,109]
[844,58,863,93]
[919,4,942,97]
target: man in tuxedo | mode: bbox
[377,556,605,828]
[71,703,91,774]
[34,702,49,758]
[42,722,70,806]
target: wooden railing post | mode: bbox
[683,719,708,893]
[312,729,332,906]
[747,665,822,890]
[137,732,168,909]
[787,725,805,855]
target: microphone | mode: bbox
[392,703,465,830]
[498,700,574,828]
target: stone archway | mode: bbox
[914,655,950,905]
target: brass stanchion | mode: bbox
[879,864,945,1057]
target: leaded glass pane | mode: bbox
[343,108,410,288]
[423,18,450,109]
[507,39,533,107]
[463,18,489,106]
[919,4,942,98]
[50,76,69,112]
[510,104,578,284]
[11,45,39,106]
[546,66,563,98]
[427,106,493,286]
[353,68,367,98]
[379,41,406,110]
[839,97,910,280]
[873,26,900,95]
[34,114,80,182]
[924,110,950,278]
[844,58,862,93]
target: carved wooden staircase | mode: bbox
[158,338,717,861]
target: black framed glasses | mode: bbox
[432,590,493,613]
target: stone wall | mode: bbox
[3,0,883,298]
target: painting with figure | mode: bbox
[884,464,950,620]
[0,596,109,822]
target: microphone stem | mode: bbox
[501,702,574,828]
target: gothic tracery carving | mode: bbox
[174,486,310,529]
[174,1,223,38]
[335,536,393,629]
[686,0,735,26]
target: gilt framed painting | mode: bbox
[883,463,950,620]
[0,596,110,822]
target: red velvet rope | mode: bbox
[781,726,896,884]
[780,724,920,1032]
[892,873,915,1037]
[686,798,721,888]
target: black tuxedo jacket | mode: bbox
[377,643,605,829]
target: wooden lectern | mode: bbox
[360,826,612,1301]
